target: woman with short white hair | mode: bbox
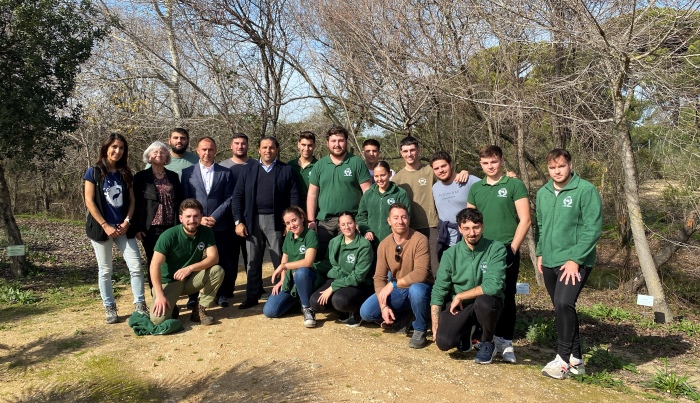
[133,141,183,296]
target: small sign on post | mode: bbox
[636,294,654,307]
[516,283,530,295]
[6,245,26,257]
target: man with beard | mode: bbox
[288,131,318,215]
[232,136,299,309]
[149,198,224,326]
[147,128,199,179]
[430,208,506,364]
[307,126,371,259]
[359,203,433,349]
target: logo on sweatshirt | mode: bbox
[387,198,396,205]
[344,168,353,177]
[562,196,573,208]
[418,178,428,186]
[197,242,205,251]
[497,188,508,198]
[299,245,307,254]
[480,262,488,273]
[346,253,356,263]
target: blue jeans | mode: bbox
[360,282,432,331]
[90,235,145,307]
[263,267,316,318]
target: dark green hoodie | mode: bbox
[357,182,410,243]
[326,232,374,290]
[535,173,602,268]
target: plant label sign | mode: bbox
[636,294,654,307]
[516,283,530,294]
[6,245,25,257]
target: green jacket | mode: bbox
[357,182,410,243]
[431,238,507,306]
[535,173,602,268]
[326,232,374,290]
[127,312,183,336]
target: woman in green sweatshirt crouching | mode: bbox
[310,212,375,327]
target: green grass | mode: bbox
[525,317,557,346]
[647,361,700,401]
[572,370,626,389]
[579,303,639,322]
[669,319,700,337]
[0,281,38,305]
[585,347,638,373]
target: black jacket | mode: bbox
[132,167,183,234]
[232,161,300,232]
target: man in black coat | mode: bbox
[232,136,300,309]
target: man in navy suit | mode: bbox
[181,137,235,309]
[232,136,300,309]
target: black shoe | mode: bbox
[239,298,259,309]
[172,305,180,319]
[186,298,198,310]
[218,296,229,308]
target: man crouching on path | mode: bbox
[431,208,506,364]
[150,198,224,326]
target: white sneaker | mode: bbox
[569,355,585,376]
[542,355,570,379]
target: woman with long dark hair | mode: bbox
[83,133,146,324]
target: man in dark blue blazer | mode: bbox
[181,137,234,309]
[232,136,300,309]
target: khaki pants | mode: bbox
[150,265,224,325]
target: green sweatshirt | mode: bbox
[535,173,602,268]
[431,237,507,306]
[357,182,410,243]
[326,232,374,290]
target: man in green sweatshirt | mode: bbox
[536,148,602,379]
[431,208,506,365]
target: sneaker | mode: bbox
[495,337,516,363]
[408,330,428,349]
[302,307,316,328]
[457,325,476,353]
[337,312,351,323]
[345,312,363,328]
[542,355,570,379]
[134,302,149,316]
[474,341,496,364]
[105,304,118,324]
[217,295,229,308]
[569,355,586,376]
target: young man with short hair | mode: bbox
[146,128,199,179]
[288,131,318,214]
[467,145,531,363]
[363,138,395,180]
[307,126,371,259]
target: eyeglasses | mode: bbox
[395,244,402,262]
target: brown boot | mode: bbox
[190,304,214,325]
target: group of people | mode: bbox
[83,126,602,380]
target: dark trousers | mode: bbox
[494,245,520,340]
[435,295,503,351]
[219,233,248,298]
[316,216,339,260]
[245,214,283,300]
[189,229,234,301]
[543,264,591,360]
[141,225,170,290]
[416,227,439,277]
[309,279,374,314]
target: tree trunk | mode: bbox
[0,162,27,277]
[617,121,674,323]
[515,108,543,286]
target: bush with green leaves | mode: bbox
[0,282,38,305]
[647,361,700,400]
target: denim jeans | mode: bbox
[263,267,316,318]
[90,235,145,307]
[360,282,432,331]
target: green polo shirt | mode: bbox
[467,176,528,244]
[288,156,318,208]
[309,153,371,220]
[282,227,320,264]
[153,224,217,283]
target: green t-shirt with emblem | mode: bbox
[153,224,217,283]
[308,153,371,220]
[288,156,318,210]
[467,175,528,244]
[281,228,325,294]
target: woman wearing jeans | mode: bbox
[263,206,326,327]
[84,133,146,324]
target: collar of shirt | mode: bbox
[199,162,215,193]
[259,158,277,173]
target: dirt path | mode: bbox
[0,264,643,402]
